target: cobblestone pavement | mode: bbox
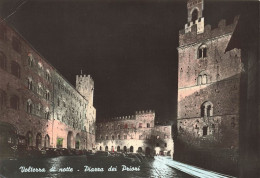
[0,155,193,178]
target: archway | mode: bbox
[44,134,50,148]
[123,146,127,152]
[105,146,108,151]
[191,9,198,23]
[75,133,80,149]
[138,147,142,153]
[0,122,17,157]
[117,146,120,152]
[36,133,42,149]
[130,146,133,152]
[100,146,102,151]
[111,146,114,152]
[145,147,151,155]
[67,131,73,149]
[26,131,33,146]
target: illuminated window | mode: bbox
[27,99,33,114]
[198,44,207,59]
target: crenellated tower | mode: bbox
[76,74,94,105]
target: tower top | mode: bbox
[184,0,205,34]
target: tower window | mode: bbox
[201,101,213,117]
[198,45,207,58]
[203,126,208,136]
[197,74,208,85]
[191,9,198,23]
[28,78,33,90]
[147,123,150,128]
[27,100,33,114]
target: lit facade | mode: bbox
[96,110,174,157]
[0,19,96,156]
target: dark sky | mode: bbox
[0,0,256,122]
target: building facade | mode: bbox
[0,19,96,157]
[96,110,174,157]
[176,0,242,175]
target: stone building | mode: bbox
[0,18,96,157]
[176,0,242,175]
[96,110,174,157]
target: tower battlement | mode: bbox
[179,16,239,47]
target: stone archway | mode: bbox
[36,133,42,149]
[67,131,73,149]
[105,146,108,151]
[100,146,102,151]
[145,147,151,155]
[0,122,17,157]
[138,147,142,153]
[44,134,50,148]
[123,146,127,152]
[26,131,33,146]
[117,146,120,152]
[75,133,80,149]
[130,146,134,152]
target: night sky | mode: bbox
[0,0,255,122]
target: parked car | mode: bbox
[59,148,73,156]
[42,148,59,157]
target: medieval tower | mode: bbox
[176,0,242,175]
[76,74,96,149]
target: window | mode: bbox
[139,135,143,140]
[28,78,33,90]
[45,108,50,119]
[105,136,108,140]
[197,74,208,85]
[201,101,213,117]
[164,143,167,147]
[46,70,51,81]
[11,61,20,78]
[147,123,150,128]
[0,51,6,70]
[203,126,208,136]
[27,100,33,114]
[191,9,198,23]
[45,90,50,100]
[111,135,114,140]
[28,53,34,67]
[10,95,19,110]
[198,44,207,58]
[12,37,21,53]
[0,90,7,109]
[57,97,60,106]
[37,83,43,96]
[156,135,160,139]
[124,124,128,129]
[124,135,127,139]
[118,135,120,139]
[139,123,142,128]
[164,135,168,139]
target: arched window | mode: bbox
[45,107,50,119]
[198,44,207,59]
[111,135,114,140]
[191,9,198,23]
[10,95,19,110]
[28,78,33,90]
[12,37,21,53]
[118,135,120,139]
[197,73,208,85]
[0,51,6,70]
[26,131,33,146]
[11,61,20,78]
[27,99,33,114]
[147,123,150,128]
[36,133,42,148]
[37,83,43,96]
[28,53,34,67]
[44,134,50,148]
[201,101,213,117]
[45,90,50,100]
